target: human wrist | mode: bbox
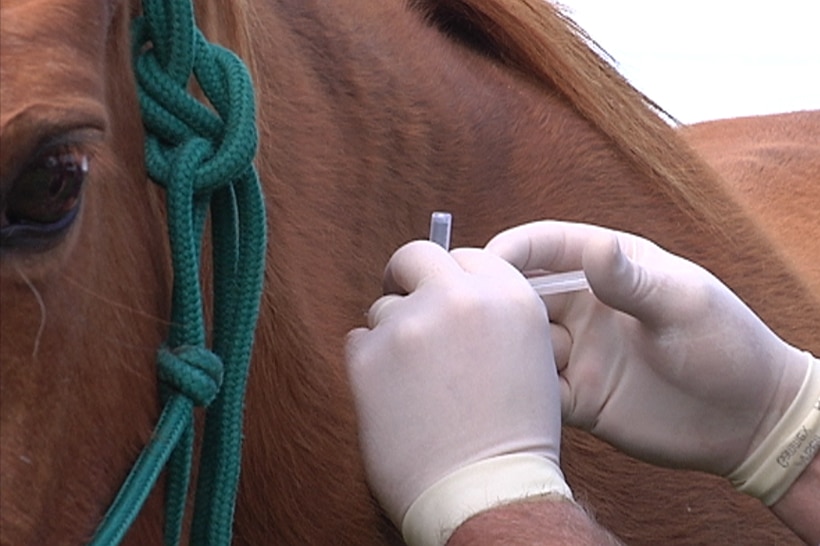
[769,445,820,544]
[401,454,573,546]
[447,494,623,546]
[727,352,820,505]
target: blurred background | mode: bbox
[557,0,820,123]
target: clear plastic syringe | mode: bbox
[428,212,590,296]
[526,270,589,296]
[429,211,453,250]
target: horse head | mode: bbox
[0,1,171,543]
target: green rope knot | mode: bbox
[133,43,257,194]
[131,0,257,194]
[90,1,267,545]
[158,346,224,407]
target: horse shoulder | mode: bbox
[682,111,820,296]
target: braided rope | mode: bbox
[90,0,266,543]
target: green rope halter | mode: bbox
[90,0,266,544]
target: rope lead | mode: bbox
[91,0,266,543]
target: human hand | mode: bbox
[346,241,572,546]
[486,221,818,504]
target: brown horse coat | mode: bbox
[684,111,820,295]
[1,0,815,544]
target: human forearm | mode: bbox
[770,445,820,544]
[447,496,623,546]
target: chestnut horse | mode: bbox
[683,111,820,296]
[1,0,816,544]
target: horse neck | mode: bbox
[199,3,818,544]
[226,2,819,543]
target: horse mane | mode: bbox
[410,0,731,227]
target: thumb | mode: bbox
[582,234,669,327]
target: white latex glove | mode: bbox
[486,221,819,505]
[346,241,573,546]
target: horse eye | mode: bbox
[8,149,87,224]
[1,148,88,248]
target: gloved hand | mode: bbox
[486,220,819,505]
[346,241,573,546]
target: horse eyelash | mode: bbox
[23,130,102,176]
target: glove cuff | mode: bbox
[728,351,820,505]
[401,453,573,546]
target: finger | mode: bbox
[581,234,668,326]
[486,220,619,272]
[366,294,404,329]
[383,240,461,295]
[344,327,385,395]
[537,290,587,324]
[557,370,591,429]
[558,374,574,425]
[449,247,530,283]
[549,323,571,373]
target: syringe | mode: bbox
[428,211,590,296]
[526,270,589,296]
[429,211,453,251]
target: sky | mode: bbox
[556,1,820,124]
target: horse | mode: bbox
[1,0,816,544]
[682,111,820,296]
